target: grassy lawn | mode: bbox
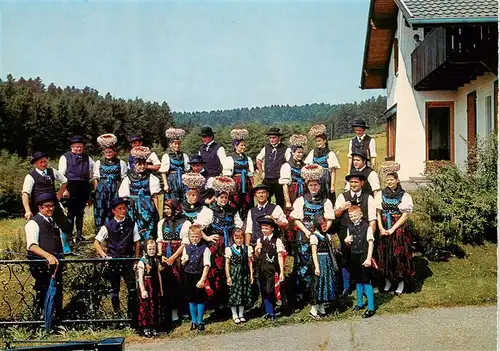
[0,131,497,345]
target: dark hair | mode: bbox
[312,214,326,231]
[232,228,244,238]
[386,171,399,180]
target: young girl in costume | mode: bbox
[225,229,253,324]
[160,128,190,205]
[346,206,375,318]
[309,215,339,319]
[182,224,211,331]
[255,217,285,320]
[137,239,163,337]
[222,129,255,220]
[156,200,190,328]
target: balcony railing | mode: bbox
[411,25,498,90]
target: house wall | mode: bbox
[454,73,497,166]
[385,12,496,181]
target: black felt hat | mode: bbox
[266,127,284,136]
[198,126,215,137]
[252,183,270,194]
[257,216,278,228]
[109,197,130,210]
[188,155,205,165]
[30,151,48,164]
[351,149,368,160]
[70,135,87,144]
[345,171,367,182]
[128,134,143,143]
[351,120,369,129]
[35,193,57,206]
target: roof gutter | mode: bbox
[408,16,498,26]
[360,0,377,89]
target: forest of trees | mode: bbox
[174,96,387,139]
[0,75,387,158]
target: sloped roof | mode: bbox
[396,0,498,25]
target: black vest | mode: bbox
[199,142,222,178]
[340,191,370,227]
[348,221,369,256]
[259,236,279,270]
[355,167,374,196]
[29,168,56,211]
[351,135,372,159]
[64,151,90,181]
[184,243,207,274]
[32,214,63,255]
[105,218,135,258]
[264,143,287,179]
[249,203,277,244]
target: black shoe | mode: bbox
[352,305,364,312]
[190,323,197,331]
[362,309,375,318]
[197,323,205,331]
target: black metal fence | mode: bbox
[0,257,139,327]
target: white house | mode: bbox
[360,0,498,181]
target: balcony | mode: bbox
[411,25,498,91]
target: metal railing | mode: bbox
[0,257,139,327]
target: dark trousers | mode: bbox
[67,180,90,237]
[108,262,138,322]
[263,178,285,208]
[28,257,63,320]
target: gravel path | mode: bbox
[128,305,497,350]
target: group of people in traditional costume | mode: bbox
[23,119,415,336]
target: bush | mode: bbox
[0,150,32,218]
[410,134,497,258]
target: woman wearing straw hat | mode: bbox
[92,133,128,232]
[305,124,340,203]
[160,128,190,204]
[222,129,255,220]
[118,146,161,241]
[179,172,213,225]
[290,164,335,306]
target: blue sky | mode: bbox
[0,0,384,112]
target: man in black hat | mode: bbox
[58,135,95,243]
[344,149,380,197]
[244,184,288,252]
[198,126,226,178]
[334,172,376,297]
[348,120,377,173]
[94,197,141,318]
[128,135,161,172]
[255,127,292,208]
[22,151,68,221]
[25,193,64,320]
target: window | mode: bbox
[486,95,493,134]
[386,114,396,160]
[393,38,399,74]
[494,80,498,134]
[426,102,454,161]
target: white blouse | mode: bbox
[222,155,254,177]
[290,196,335,221]
[305,150,340,170]
[278,163,293,185]
[309,232,332,246]
[118,174,161,197]
[195,208,244,230]
[224,244,250,258]
[159,152,190,173]
[375,191,414,213]
[156,218,191,245]
[93,160,128,180]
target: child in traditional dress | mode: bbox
[182,224,211,331]
[309,215,339,319]
[225,229,253,324]
[345,206,375,318]
[255,217,285,320]
[137,239,163,337]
